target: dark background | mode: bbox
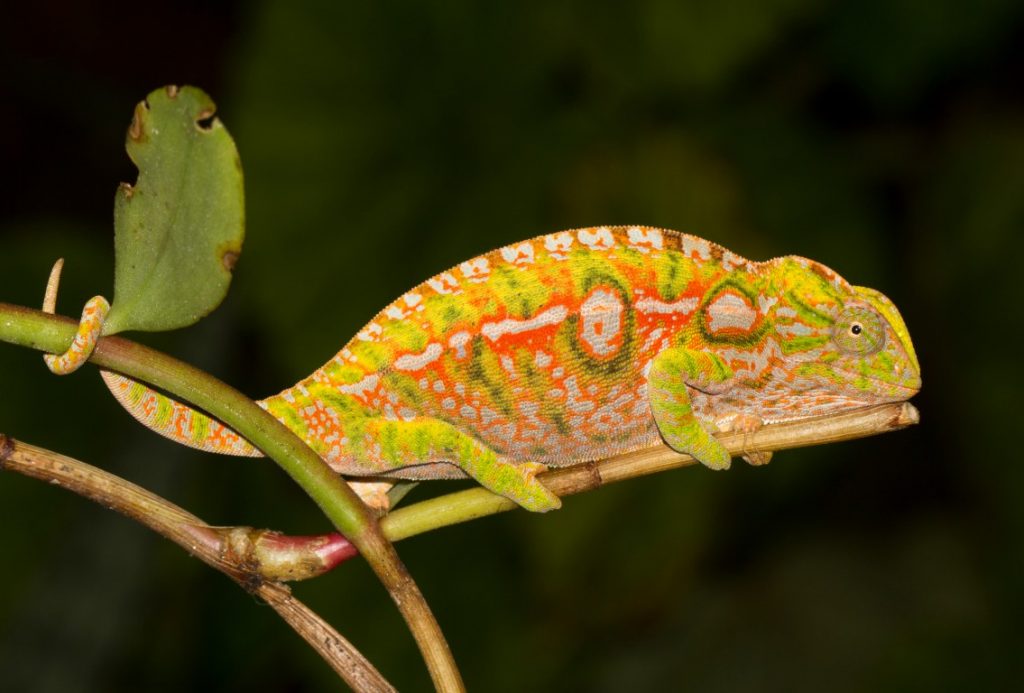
[1,1,1021,690]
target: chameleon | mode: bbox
[45,226,921,512]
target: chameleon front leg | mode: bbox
[356,417,561,512]
[647,346,734,470]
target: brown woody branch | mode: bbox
[0,434,394,693]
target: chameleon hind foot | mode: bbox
[358,417,561,512]
[41,258,110,375]
[479,460,560,512]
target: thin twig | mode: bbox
[0,434,394,693]
[382,401,921,541]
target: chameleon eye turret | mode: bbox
[833,306,886,355]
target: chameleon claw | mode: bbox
[715,412,771,466]
[41,259,111,375]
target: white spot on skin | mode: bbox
[681,236,711,261]
[481,306,569,341]
[758,295,778,313]
[448,331,472,359]
[580,288,624,357]
[385,305,408,321]
[427,272,460,295]
[393,343,443,371]
[442,397,456,411]
[459,257,491,283]
[578,226,616,250]
[535,350,553,368]
[544,232,574,259]
[459,404,478,421]
[635,296,699,315]
[721,251,747,271]
[707,292,757,333]
[500,354,517,376]
[626,227,664,252]
[519,401,540,416]
[564,375,594,413]
[433,380,446,393]
[356,322,383,342]
[500,242,535,266]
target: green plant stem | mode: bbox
[0,302,464,692]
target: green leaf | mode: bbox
[103,85,244,335]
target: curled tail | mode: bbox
[100,371,263,457]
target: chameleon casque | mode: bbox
[48,226,921,512]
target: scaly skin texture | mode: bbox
[79,226,921,512]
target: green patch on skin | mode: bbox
[378,421,401,464]
[265,398,309,440]
[779,334,830,355]
[568,250,631,297]
[784,291,834,328]
[154,395,174,428]
[515,349,569,436]
[313,387,367,419]
[127,381,147,405]
[190,412,210,444]
[795,362,844,385]
[381,319,429,353]
[654,252,695,301]
[468,337,516,419]
[873,351,895,375]
[353,342,394,372]
[410,424,432,459]
[327,363,369,385]
[384,372,429,409]
[421,294,470,335]
[490,264,553,318]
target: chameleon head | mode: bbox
[832,285,921,400]
[773,257,921,406]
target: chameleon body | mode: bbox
[61,226,920,512]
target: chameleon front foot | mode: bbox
[648,346,734,471]
[715,411,772,466]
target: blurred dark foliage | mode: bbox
[2,1,1023,690]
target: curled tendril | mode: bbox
[41,258,110,375]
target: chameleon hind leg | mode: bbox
[355,417,561,512]
[648,346,734,470]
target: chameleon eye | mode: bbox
[833,308,885,355]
